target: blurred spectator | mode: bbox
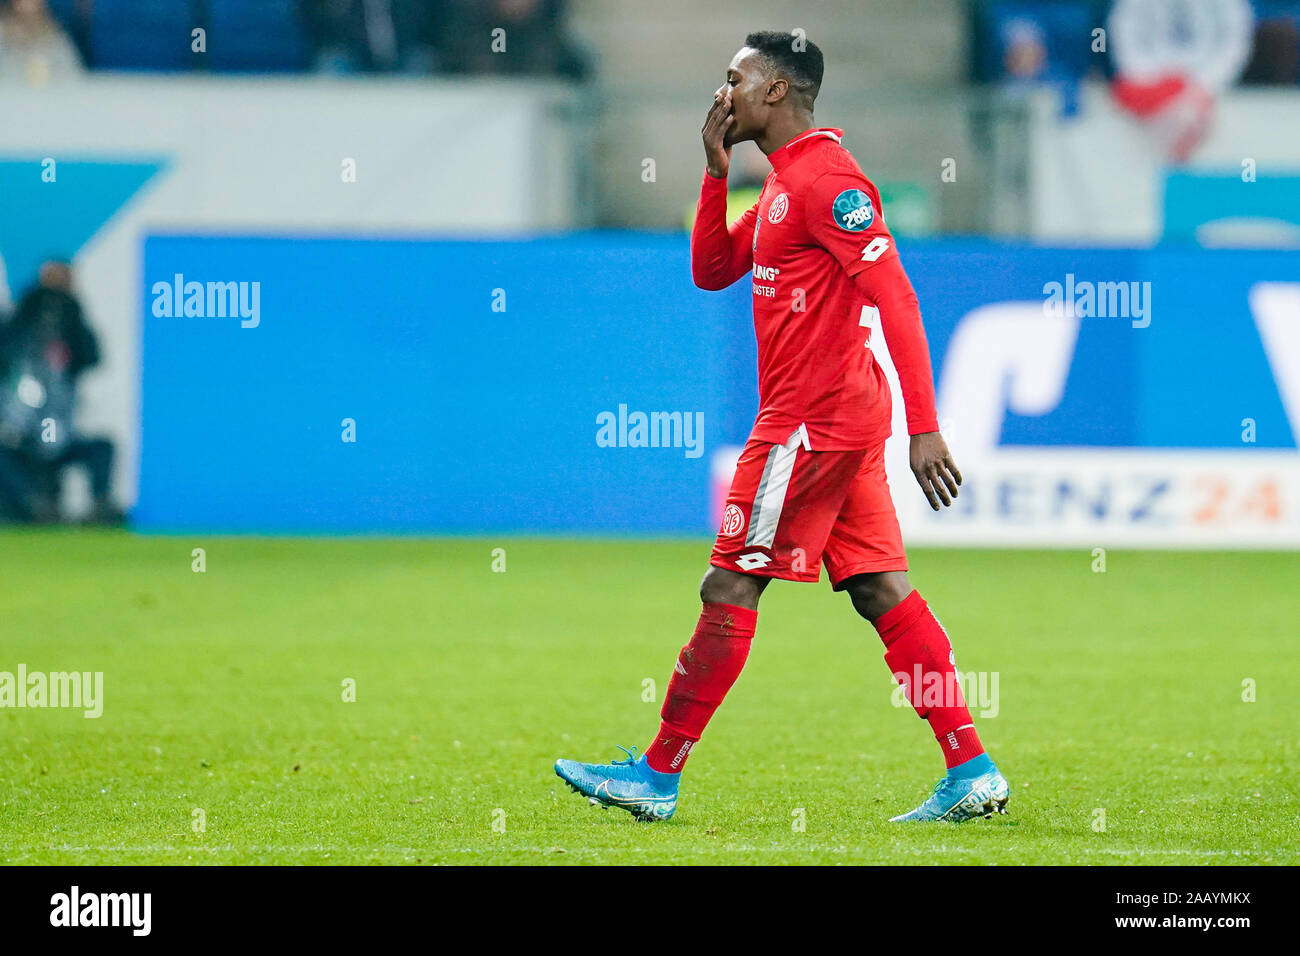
[1001,17,1048,82]
[972,2,1100,85]
[0,0,83,85]
[970,2,1098,114]
[298,0,442,74]
[441,0,588,80]
[0,260,121,524]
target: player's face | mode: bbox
[716,48,769,148]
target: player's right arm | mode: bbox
[803,170,961,510]
[690,90,757,291]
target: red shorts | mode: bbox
[710,427,907,588]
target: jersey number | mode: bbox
[860,237,890,262]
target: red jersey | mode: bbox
[691,127,939,450]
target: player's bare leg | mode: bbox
[698,564,769,609]
[843,569,912,621]
[843,570,1010,822]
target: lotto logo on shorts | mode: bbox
[736,552,771,571]
[720,504,746,537]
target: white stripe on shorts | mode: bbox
[745,426,806,549]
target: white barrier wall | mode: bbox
[1027,83,1300,243]
[0,76,585,509]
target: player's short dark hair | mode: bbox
[743,30,824,104]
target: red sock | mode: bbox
[645,602,756,774]
[873,590,985,770]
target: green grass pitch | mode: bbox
[1,530,1296,865]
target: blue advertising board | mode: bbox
[137,234,1300,538]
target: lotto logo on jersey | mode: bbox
[832,188,874,232]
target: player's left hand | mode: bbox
[909,431,961,510]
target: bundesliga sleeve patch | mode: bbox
[831,188,874,232]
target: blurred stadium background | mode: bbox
[2,0,1299,547]
[3,0,1300,869]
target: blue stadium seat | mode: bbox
[91,0,197,71]
[43,0,90,63]
[44,0,78,27]
[207,0,308,73]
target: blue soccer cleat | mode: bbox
[554,746,679,822]
[890,758,1010,823]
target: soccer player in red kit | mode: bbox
[555,32,1009,823]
